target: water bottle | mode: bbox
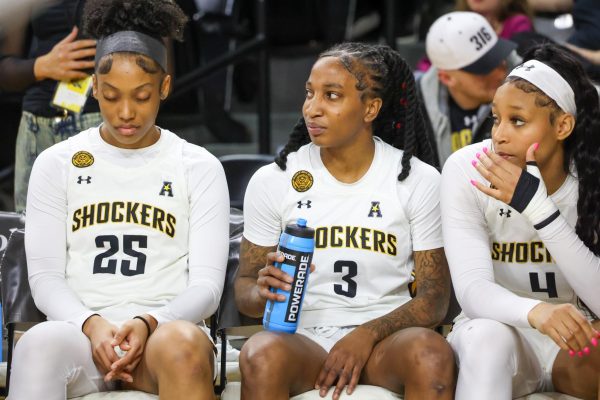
[263,218,315,333]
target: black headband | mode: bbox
[95,31,167,71]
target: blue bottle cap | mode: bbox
[297,218,307,227]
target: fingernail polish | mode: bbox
[577,351,583,357]
[471,160,477,167]
[483,147,488,153]
[569,349,575,357]
[584,347,591,355]
[592,337,598,347]
[533,143,539,150]
[470,180,477,187]
[476,152,481,159]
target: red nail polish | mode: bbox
[577,351,583,357]
[476,152,481,159]
[584,347,591,355]
[470,180,477,187]
[483,147,488,153]
[592,337,598,347]
[533,143,539,150]
[569,349,575,357]
[472,160,477,167]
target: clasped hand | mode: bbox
[83,315,150,383]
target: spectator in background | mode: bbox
[417,11,519,167]
[417,0,532,73]
[456,0,533,39]
[0,0,101,213]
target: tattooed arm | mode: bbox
[234,237,279,318]
[360,247,451,342]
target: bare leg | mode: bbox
[125,321,216,400]
[239,330,328,400]
[362,327,455,400]
[552,320,600,400]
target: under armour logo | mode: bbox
[516,64,535,72]
[77,176,92,184]
[159,181,174,197]
[297,200,312,209]
[368,201,382,218]
[499,208,512,217]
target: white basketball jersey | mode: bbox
[452,140,589,314]
[65,129,189,320]
[244,138,443,328]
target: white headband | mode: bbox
[508,60,577,116]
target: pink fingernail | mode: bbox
[533,143,539,150]
[476,152,481,159]
[577,351,583,357]
[483,147,488,153]
[470,179,477,187]
[569,349,575,357]
[471,160,477,167]
[584,347,591,355]
[592,337,598,347]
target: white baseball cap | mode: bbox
[426,11,516,74]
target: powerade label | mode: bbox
[278,246,313,323]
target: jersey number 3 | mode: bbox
[93,235,147,276]
[334,260,357,298]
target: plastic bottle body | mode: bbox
[263,220,314,333]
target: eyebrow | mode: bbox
[102,82,153,91]
[492,103,525,110]
[305,81,344,89]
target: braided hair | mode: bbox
[82,0,187,74]
[274,42,436,181]
[512,43,600,255]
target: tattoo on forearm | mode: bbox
[362,248,451,342]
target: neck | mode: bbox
[320,132,375,184]
[447,86,482,110]
[540,151,568,195]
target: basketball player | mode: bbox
[8,1,229,399]
[235,43,456,400]
[441,43,600,399]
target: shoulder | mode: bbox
[442,140,490,177]
[35,129,95,169]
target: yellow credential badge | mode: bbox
[72,151,94,168]
[291,170,313,192]
[51,75,93,114]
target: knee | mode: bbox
[14,321,76,362]
[239,332,289,379]
[451,319,517,370]
[150,321,213,376]
[401,328,455,378]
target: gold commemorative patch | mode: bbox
[291,170,313,192]
[72,151,94,168]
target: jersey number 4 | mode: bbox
[93,235,147,276]
[529,272,558,298]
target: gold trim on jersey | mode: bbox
[314,225,397,256]
[72,201,176,237]
[72,151,94,168]
[491,241,554,264]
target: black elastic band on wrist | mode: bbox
[82,313,101,332]
[133,315,152,337]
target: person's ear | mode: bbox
[160,74,172,100]
[364,97,382,123]
[438,70,454,87]
[92,74,98,99]
[555,112,575,141]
